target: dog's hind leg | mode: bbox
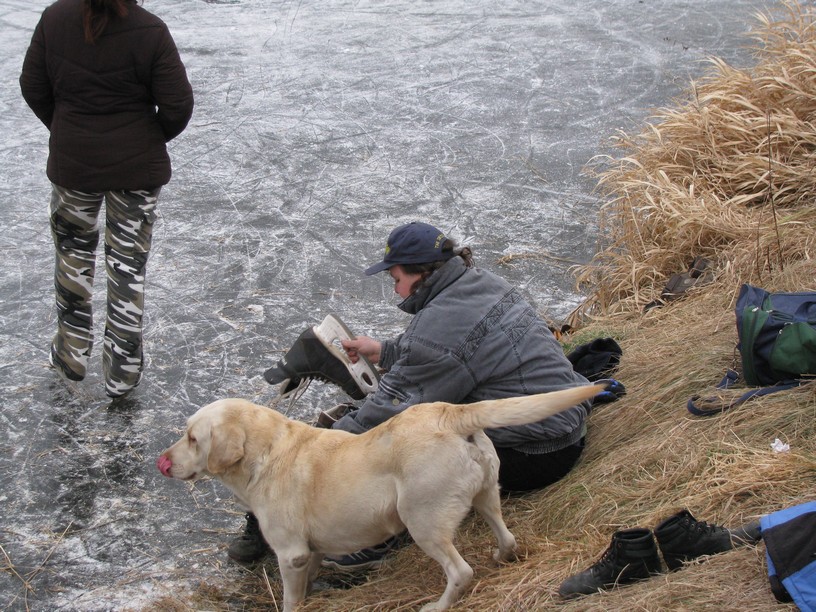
[411,535,474,612]
[472,485,517,562]
[405,505,474,611]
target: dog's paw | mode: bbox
[492,546,519,564]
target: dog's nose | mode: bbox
[157,454,172,477]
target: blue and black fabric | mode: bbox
[761,500,816,611]
[566,337,622,381]
[566,337,625,405]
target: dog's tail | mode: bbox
[441,382,609,435]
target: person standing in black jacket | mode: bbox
[20,0,194,398]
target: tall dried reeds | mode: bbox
[574,0,816,319]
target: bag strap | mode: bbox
[687,370,801,416]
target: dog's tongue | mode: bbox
[156,455,172,477]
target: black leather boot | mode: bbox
[227,512,270,563]
[559,528,663,599]
[654,509,761,571]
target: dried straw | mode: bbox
[573,0,816,319]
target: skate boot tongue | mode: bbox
[262,361,301,394]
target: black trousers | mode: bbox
[496,437,585,493]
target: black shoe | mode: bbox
[321,532,411,573]
[654,509,760,571]
[264,327,371,400]
[321,542,393,573]
[227,512,271,563]
[559,528,663,599]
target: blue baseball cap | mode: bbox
[364,222,454,275]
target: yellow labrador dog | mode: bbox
[157,383,605,611]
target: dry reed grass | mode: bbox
[573,0,816,319]
[149,2,815,610]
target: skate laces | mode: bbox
[282,346,355,391]
[268,378,312,416]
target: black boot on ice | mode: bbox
[559,528,663,599]
[227,512,271,563]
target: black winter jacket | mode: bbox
[20,0,194,191]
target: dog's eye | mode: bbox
[188,433,197,444]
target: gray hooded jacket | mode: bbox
[333,257,590,453]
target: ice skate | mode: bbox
[264,314,379,400]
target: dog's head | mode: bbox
[157,399,249,481]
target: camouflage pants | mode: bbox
[49,184,161,397]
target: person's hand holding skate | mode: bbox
[342,337,381,366]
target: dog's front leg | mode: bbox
[277,548,314,612]
[306,551,322,593]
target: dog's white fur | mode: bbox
[158,383,604,611]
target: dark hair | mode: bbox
[83,0,135,44]
[401,239,474,294]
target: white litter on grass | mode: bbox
[771,438,790,453]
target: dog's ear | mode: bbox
[207,419,246,474]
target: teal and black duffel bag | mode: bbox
[737,284,816,386]
[688,284,816,415]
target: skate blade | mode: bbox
[312,314,379,395]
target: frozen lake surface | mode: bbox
[1,0,760,609]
